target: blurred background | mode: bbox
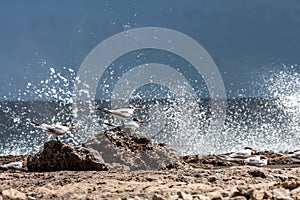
[1,0,299,100]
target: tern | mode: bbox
[244,155,268,166]
[31,121,76,141]
[104,118,145,131]
[228,147,257,158]
[285,150,300,159]
[97,105,141,120]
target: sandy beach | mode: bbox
[1,153,300,200]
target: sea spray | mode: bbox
[1,63,300,156]
[0,67,77,155]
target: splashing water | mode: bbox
[0,67,77,155]
[215,65,300,153]
[1,62,300,156]
[260,67,300,150]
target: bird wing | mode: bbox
[110,108,132,119]
[124,121,139,129]
[44,124,68,136]
[229,150,250,158]
[97,107,112,114]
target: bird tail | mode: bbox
[103,122,117,127]
[97,107,111,114]
[31,121,40,127]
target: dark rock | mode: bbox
[83,127,181,171]
[261,151,297,165]
[182,154,234,167]
[208,176,217,183]
[232,186,253,199]
[27,140,110,172]
[248,170,267,178]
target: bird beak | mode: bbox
[69,126,77,130]
[251,150,258,154]
[134,107,142,110]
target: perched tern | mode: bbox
[0,161,23,170]
[228,147,257,159]
[104,118,145,131]
[286,150,300,159]
[244,155,268,166]
[97,105,141,120]
[31,121,76,141]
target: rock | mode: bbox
[262,151,296,165]
[272,188,292,200]
[230,196,247,200]
[231,186,253,199]
[83,127,181,171]
[152,194,166,200]
[182,154,234,167]
[248,170,266,178]
[206,191,223,200]
[193,195,209,200]
[280,179,300,190]
[27,140,110,171]
[2,188,27,200]
[177,191,193,200]
[291,186,300,199]
[252,190,266,200]
[208,176,217,183]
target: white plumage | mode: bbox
[97,105,141,120]
[31,121,76,141]
[244,155,268,166]
[228,147,257,159]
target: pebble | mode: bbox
[252,190,265,200]
[177,191,193,200]
[230,196,247,200]
[2,188,27,200]
[206,191,223,200]
[272,188,293,200]
[248,170,266,178]
[152,194,165,200]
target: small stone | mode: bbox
[231,186,253,199]
[291,187,300,200]
[291,186,300,193]
[193,195,209,200]
[2,188,27,200]
[152,194,166,200]
[272,188,292,200]
[281,180,300,190]
[133,196,143,200]
[252,190,265,200]
[230,196,247,200]
[177,191,193,200]
[208,176,217,183]
[206,191,223,200]
[248,170,266,178]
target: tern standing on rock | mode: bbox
[97,105,141,120]
[31,121,76,141]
